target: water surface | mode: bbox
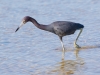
[0,0,100,75]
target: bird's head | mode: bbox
[15,16,31,32]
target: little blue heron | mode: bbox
[15,16,84,53]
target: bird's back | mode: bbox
[50,21,84,37]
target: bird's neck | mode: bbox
[30,18,46,30]
[30,17,52,32]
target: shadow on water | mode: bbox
[73,45,100,59]
[61,44,100,59]
[74,45,100,57]
[61,45,100,53]
[79,45,100,50]
[56,44,100,52]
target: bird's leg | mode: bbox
[59,37,65,59]
[59,37,65,52]
[74,28,83,48]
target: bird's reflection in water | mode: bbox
[48,45,100,75]
[49,48,84,75]
[58,59,84,75]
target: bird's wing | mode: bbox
[53,22,76,36]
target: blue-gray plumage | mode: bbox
[15,16,84,55]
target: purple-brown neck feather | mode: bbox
[24,16,49,31]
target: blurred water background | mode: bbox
[0,0,100,75]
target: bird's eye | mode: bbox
[23,20,26,24]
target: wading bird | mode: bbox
[15,16,84,54]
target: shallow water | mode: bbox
[0,0,100,75]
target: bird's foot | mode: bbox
[74,44,81,48]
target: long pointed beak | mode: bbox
[15,27,20,32]
[15,22,24,32]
